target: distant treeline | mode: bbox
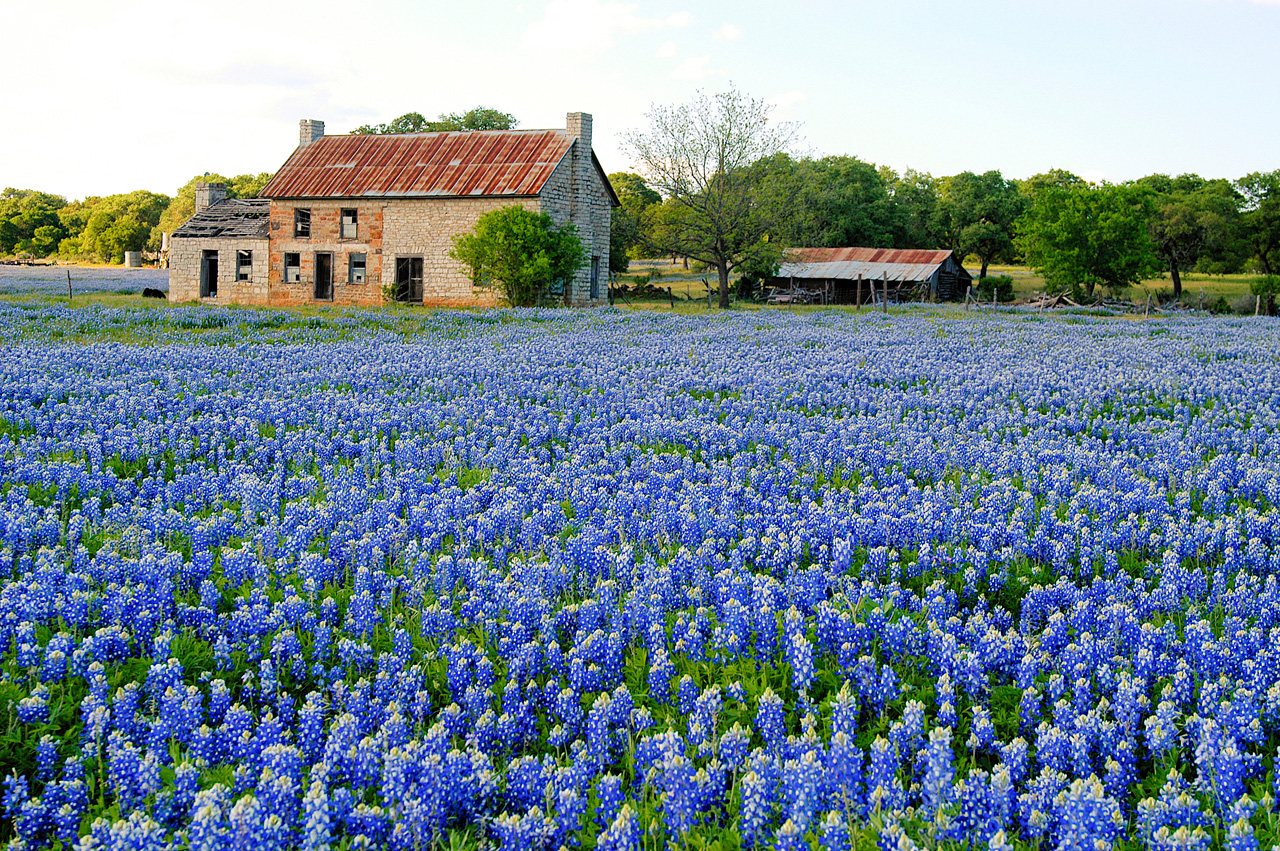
[0,173,271,265]
[610,160,1280,298]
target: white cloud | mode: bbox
[670,55,725,81]
[656,40,678,58]
[521,1,691,52]
[768,90,808,114]
[712,23,743,41]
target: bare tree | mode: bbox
[623,87,800,308]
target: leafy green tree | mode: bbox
[884,168,942,249]
[1251,274,1280,316]
[607,172,661,273]
[60,190,169,263]
[1237,171,1280,275]
[778,155,898,249]
[939,171,1028,278]
[622,87,800,308]
[1137,173,1247,297]
[353,107,518,135]
[1016,169,1086,204]
[1015,182,1160,297]
[450,206,586,307]
[0,188,67,256]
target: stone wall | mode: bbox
[267,202,384,307]
[168,238,269,303]
[381,196,541,302]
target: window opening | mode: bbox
[349,252,366,284]
[294,209,311,238]
[395,256,424,302]
[341,209,358,239]
[236,250,252,282]
[284,252,300,283]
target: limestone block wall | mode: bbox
[537,152,611,306]
[168,238,269,304]
[381,197,540,302]
[267,201,384,307]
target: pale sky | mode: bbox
[2,0,1277,200]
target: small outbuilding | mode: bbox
[770,247,974,304]
[168,184,270,303]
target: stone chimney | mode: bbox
[300,119,325,147]
[566,112,591,152]
[194,182,227,213]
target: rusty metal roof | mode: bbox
[777,247,966,283]
[171,198,270,239]
[260,130,576,199]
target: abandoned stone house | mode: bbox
[169,113,617,307]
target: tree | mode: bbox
[1251,274,1280,316]
[450,206,586,307]
[0,189,67,257]
[1015,182,1160,297]
[1237,171,1280,275]
[1137,174,1246,298]
[607,173,661,274]
[353,107,517,135]
[884,168,942,249]
[778,155,898,249]
[622,86,800,308]
[58,191,169,263]
[939,171,1027,278]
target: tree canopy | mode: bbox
[623,86,800,308]
[1236,170,1280,276]
[352,107,518,135]
[607,173,661,273]
[1016,182,1161,297]
[450,206,585,307]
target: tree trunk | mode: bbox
[717,262,730,310]
[1170,262,1183,300]
[980,258,990,280]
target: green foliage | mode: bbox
[939,170,1028,278]
[1137,173,1249,295]
[450,206,586,307]
[1250,274,1280,296]
[775,155,899,249]
[976,275,1015,303]
[1237,170,1280,275]
[352,107,517,135]
[1015,181,1161,297]
[608,172,661,273]
[0,188,68,257]
[58,191,170,263]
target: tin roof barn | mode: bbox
[771,247,974,304]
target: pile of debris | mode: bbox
[610,282,684,304]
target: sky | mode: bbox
[1,0,1277,200]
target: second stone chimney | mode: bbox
[300,119,325,147]
[566,112,591,153]
[194,182,227,213]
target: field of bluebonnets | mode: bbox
[1,300,1280,851]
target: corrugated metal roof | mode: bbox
[171,198,270,239]
[777,247,960,282]
[260,130,575,199]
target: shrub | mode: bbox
[976,275,1015,303]
[451,206,586,307]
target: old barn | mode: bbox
[771,247,974,304]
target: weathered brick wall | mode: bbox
[168,238,269,303]
[267,202,384,307]
[382,196,540,302]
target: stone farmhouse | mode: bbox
[169,113,618,306]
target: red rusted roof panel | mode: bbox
[261,130,572,199]
[778,247,966,283]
